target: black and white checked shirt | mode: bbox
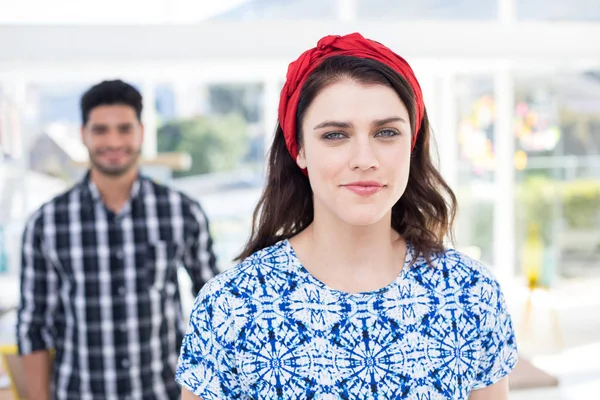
[17,172,218,400]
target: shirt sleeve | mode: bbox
[16,211,59,355]
[471,277,519,390]
[184,200,219,296]
[175,286,240,399]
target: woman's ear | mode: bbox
[296,147,307,169]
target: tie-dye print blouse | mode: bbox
[176,240,517,399]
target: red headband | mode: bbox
[278,32,424,163]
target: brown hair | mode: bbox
[236,56,456,263]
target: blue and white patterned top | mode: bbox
[176,240,518,399]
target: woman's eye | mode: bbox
[322,132,347,140]
[376,129,400,138]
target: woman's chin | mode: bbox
[337,209,390,227]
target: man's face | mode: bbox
[81,104,143,177]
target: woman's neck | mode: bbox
[290,210,406,294]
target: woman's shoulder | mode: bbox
[410,245,504,293]
[408,246,513,335]
[443,247,498,278]
[196,239,296,302]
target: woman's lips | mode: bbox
[342,181,384,196]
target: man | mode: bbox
[16,80,218,400]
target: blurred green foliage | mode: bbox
[157,114,249,177]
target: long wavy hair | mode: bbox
[236,56,456,263]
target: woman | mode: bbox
[176,33,518,399]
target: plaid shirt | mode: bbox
[16,172,218,400]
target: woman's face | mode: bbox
[298,79,412,227]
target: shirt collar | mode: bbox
[79,169,144,205]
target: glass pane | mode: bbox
[1,83,73,278]
[1,0,166,23]
[0,84,11,276]
[213,0,499,21]
[0,0,241,24]
[358,0,498,20]
[159,82,266,268]
[514,71,600,283]
[0,85,11,161]
[212,0,338,20]
[26,83,90,182]
[454,76,496,266]
[518,0,600,21]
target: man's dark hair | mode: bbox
[80,80,143,125]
